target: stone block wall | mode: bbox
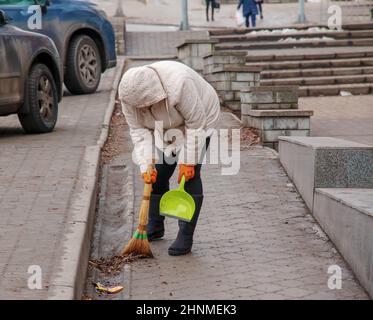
[241,86,313,149]
[202,51,261,111]
[203,52,247,76]
[209,66,261,111]
[109,17,126,55]
[178,43,261,111]
[241,86,299,113]
[177,40,217,74]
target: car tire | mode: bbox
[18,63,58,134]
[64,35,102,95]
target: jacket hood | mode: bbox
[119,66,167,109]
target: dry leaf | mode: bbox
[93,282,124,294]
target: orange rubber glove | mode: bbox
[178,164,195,183]
[142,168,157,184]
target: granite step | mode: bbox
[246,57,373,70]
[261,66,373,79]
[208,23,373,37]
[298,83,373,97]
[261,74,373,86]
[313,188,373,298]
[211,30,373,43]
[245,50,373,62]
[339,22,373,31]
[215,38,373,51]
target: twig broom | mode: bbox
[120,164,154,258]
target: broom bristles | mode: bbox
[120,164,154,258]
[120,225,153,257]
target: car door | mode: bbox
[0,0,34,30]
[0,0,65,58]
[0,24,22,113]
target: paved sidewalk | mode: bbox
[125,30,208,57]
[82,58,369,300]
[0,61,123,299]
[128,146,368,299]
[299,95,373,146]
[80,61,369,300]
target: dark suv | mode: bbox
[0,10,62,133]
[0,0,117,94]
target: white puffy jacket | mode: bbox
[118,61,220,173]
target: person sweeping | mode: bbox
[119,61,220,256]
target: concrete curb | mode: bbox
[48,57,126,300]
[97,57,126,148]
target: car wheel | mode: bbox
[64,35,102,95]
[18,63,58,134]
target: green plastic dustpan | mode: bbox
[159,175,195,222]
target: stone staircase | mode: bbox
[175,23,372,147]
[209,23,373,96]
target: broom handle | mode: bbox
[138,163,154,226]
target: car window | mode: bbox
[0,0,34,5]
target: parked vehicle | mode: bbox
[0,10,62,133]
[0,0,117,94]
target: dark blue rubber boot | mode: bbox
[168,195,203,256]
[147,194,165,241]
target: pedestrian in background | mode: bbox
[237,0,258,28]
[205,0,216,21]
[256,0,264,19]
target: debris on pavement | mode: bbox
[88,260,104,272]
[89,253,146,276]
[286,183,294,188]
[220,106,261,149]
[101,98,128,164]
[93,282,124,295]
[240,127,261,149]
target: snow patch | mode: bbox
[340,91,353,96]
[278,36,336,42]
[248,26,343,36]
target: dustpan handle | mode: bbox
[178,175,186,191]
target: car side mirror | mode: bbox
[0,10,8,26]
